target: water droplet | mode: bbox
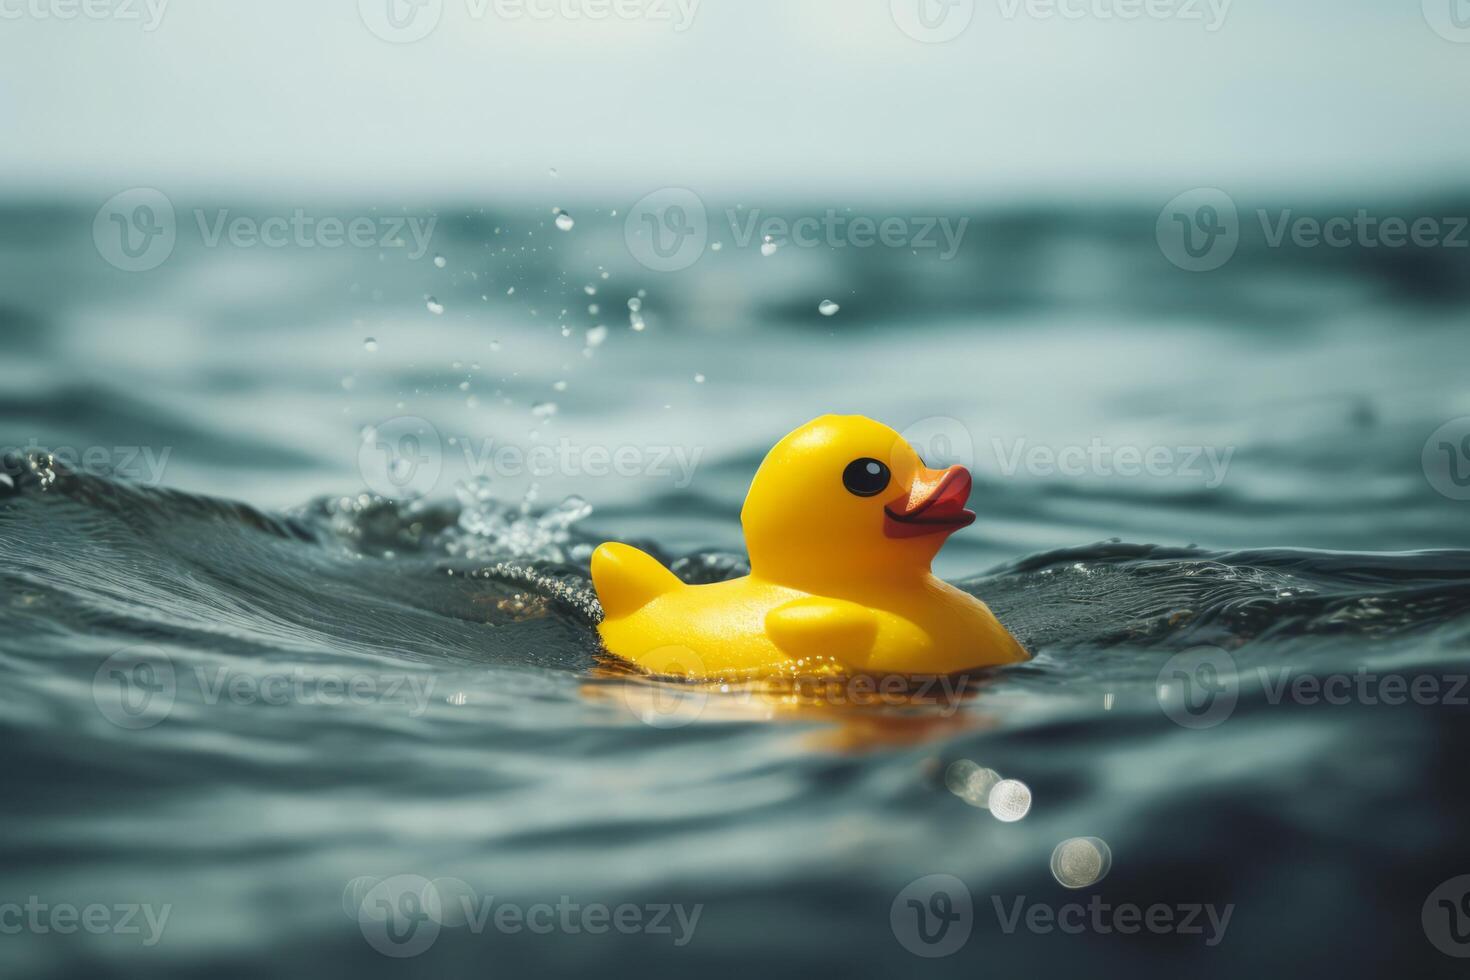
[944,760,979,794]
[541,494,592,530]
[585,325,608,347]
[988,779,1032,822]
[489,340,501,352]
[553,380,568,392]
[1050,838,1112,889]
[584,284,597,296]
[760,236,778,257]
[555,213,575,232]
[363,337,378,353]
[629,312,646,332]
[532,401,558,420]
[341,375,356,390]
[426,297,445,315]
[548,167,559,178]
[818,300,840,317]
[627,297,642,312]
[507,286,515,296]
[433,254,447,268]
[710,241,723,252]
[694,373,706,383]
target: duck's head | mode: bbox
[741,415,975,586]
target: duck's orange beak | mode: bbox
[882,465,976,539]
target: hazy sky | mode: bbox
[4,0,1468,199]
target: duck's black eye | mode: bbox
[842,457,890,497]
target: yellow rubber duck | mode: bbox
[591,415,1028,679]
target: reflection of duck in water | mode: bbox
[585,657,1000,752]
[592,415,1028,679]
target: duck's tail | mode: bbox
[590,542,683,621]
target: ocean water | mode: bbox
[3,197,1470,978]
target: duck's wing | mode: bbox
[591,542,683,621]
[765,596,878,663]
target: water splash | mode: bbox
[450,478,594,562]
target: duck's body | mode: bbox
[595,543,1024,677]
[592,415,1028,679]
